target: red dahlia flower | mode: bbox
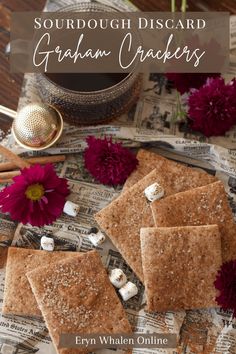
[214,260,236,317]
[84,136,138,186]
[0,163,69,227]
[188,77,236,137]
[166,73,220,94]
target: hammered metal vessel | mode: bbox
[12,103,63,151]
[36,2,142,126]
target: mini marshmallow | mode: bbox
[63,201,79,217]
[109,268,127,288]
[1,343,16,354]
[119,281,138,301]
[144,182,164,202]
[41,236,54,252]
[88,227,106,247]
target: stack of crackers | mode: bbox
[2,247,132,354]
[95,149,236,313]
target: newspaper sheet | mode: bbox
[1,1,236,353]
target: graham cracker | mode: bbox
[124,149,217,190]
[2,247,80,317]
[0,234,15,269]
[26,250,132,354]
[151,181,236,262]
[0,248,8,269]
[95,157,217,282]
[140,225,222,312]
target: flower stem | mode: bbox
[171,0,175,12]
[181,0,187,12]
[172,91,187,123]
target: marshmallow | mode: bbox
[109,268,127,288]
[63,201,79,217]
[119,281,138,301]
[1,344,15,354]
[88,227,106,247]
[41,236,54,252]
[144,182,164,202]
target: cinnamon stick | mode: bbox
[0,145,30,169]
[0,171,20,180]
[0,155,66,172]
[0,170,21,183]
[0,178,14,184]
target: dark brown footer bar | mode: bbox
[59,333,177,349]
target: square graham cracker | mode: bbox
[151,181,236,262]
[26,250,132,354]
[95,159,217,282]
[124,149,217,190]
[140,225,222,312]
[2,247,80,317]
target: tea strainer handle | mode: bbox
[0,105,17,119]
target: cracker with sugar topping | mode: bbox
[140,225,222,312]
[151,181,236,262]
[3,247,80,317]
[26,250,132,354]
[95,157,217,282]
[124,149,217,190]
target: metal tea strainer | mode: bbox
[0,103,63,151]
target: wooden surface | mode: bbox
[0,0,235,135]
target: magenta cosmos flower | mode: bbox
[214,260,236,317]
[84,136,138,186]
[188,77,236,137]
[0,163,69,227]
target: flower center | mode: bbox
[25,183,45,201]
